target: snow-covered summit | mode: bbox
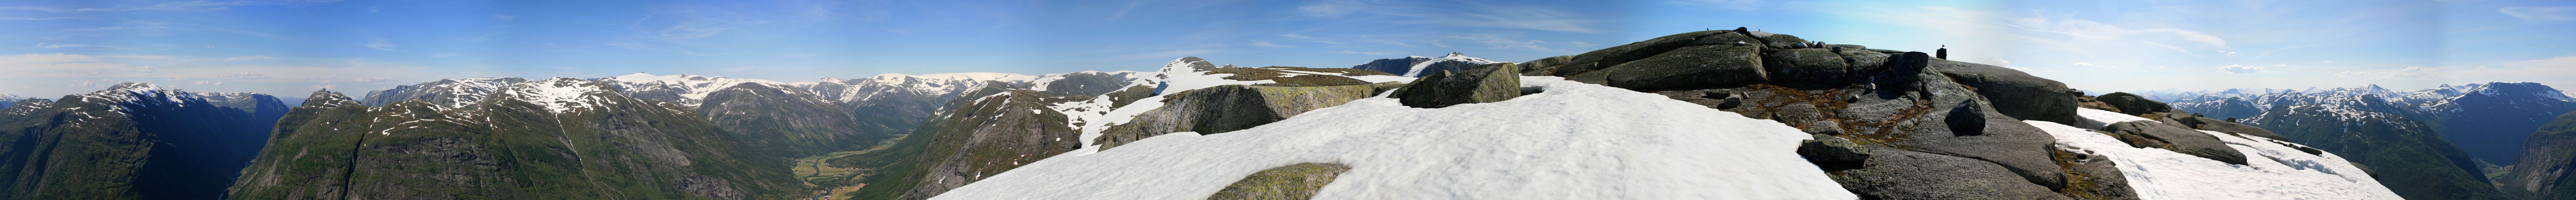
[601,72,797,107]
[362,77,533,108]
[488,77,623,114]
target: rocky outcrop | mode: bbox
[888,88,1086,200]
[1096,83,1402,149]
[2100,121,2251,165]
[1394,63,1522,108]
[1207,163,1352,200]
[1535,28,2100,199]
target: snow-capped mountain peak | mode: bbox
[84,83,199,107]
[1402,52,1501,77]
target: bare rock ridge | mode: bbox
[1507,28,2311,199]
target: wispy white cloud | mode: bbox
[2219,64,2266,73]
[1112,49,1220,60]
[1445,34,1553,52]
[2503,7,2576,21]
[1566,41,1597,48]
[1278,34,1347,45]
[2334,66,2443,80]
[1247,40,1293,48]
[1,0,250,13]
[366,39,396,51]
[2143,28,2226,48]
[1668,0,1758,11]
[1297,0,1364,17]
[221,56,276,60]
[1294,1,1598,33]
[36,43,91,48]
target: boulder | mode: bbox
[1599,44,1767,91]
[1799,134,1870,170]
[1208,163,1352,200]
[2100,121,2251,165]
[1766,48,1852,89]
[1877,52,1934,92]
[1932,60,2080,125]
[2053,148,2141,200]
[2096,92,2170,116]
[1394,63,1523,108]
[1516,56,1575,76]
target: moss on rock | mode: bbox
[1207,163,1351,200]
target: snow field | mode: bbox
[2036,108,2400,199]
[938,76,1855,200]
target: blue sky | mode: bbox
[1,0,2571,98]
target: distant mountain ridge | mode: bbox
[227,79,802,199]
[1348,52,1507,77]
[2139,83,2576,165]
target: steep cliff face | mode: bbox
[2506,111,2576,199]
[226,78,800,200]
[0,83,283,200]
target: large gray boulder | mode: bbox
[1394,63,1523,108]
[2101,121,2251,165]
[1932,60,2080,125]
[2096,92,2170,116]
